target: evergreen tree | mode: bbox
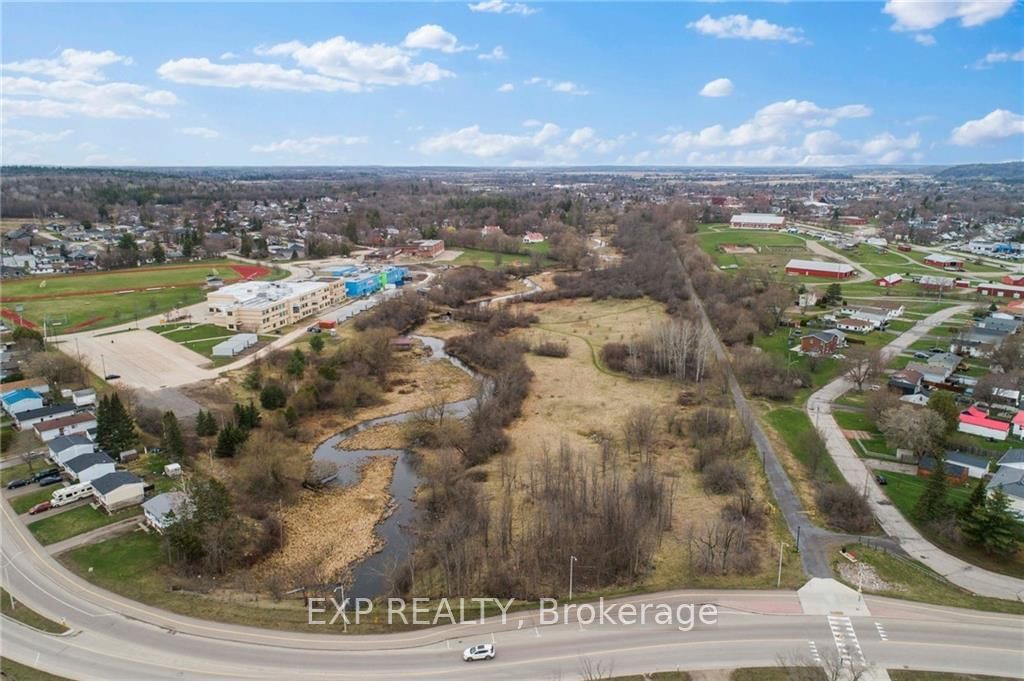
[309,333,325,354]
[286,348,306,377]
[233,401,261,431]
[214,423,244,458]
[959,476,988,521]
[97,393,136,454]
[284,405,298,428]
[260,383,287,410]
[243,365,262,391]
[961,489,1022,557]
[927,391,959,436]
[195,410,219,437]
[914,459,951,522]
[160,411,185,461]
[151,241,166,264]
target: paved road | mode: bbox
[807,303,1024,601]
[2,497,1022,680]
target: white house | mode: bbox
[522,231,545,244]
[63,451,116,483]
[91,472,145,513]
[142,491,190,532]
[14,404,76,430]
[996,450,1024,471]
[1,389,43,416]
[958,405,1010,441]
[835,318,874,334]
[48,434,95,465]
[986,466,1024,517]
[944,451,991,479]
[72,388,97,407]
[33,412,97,442]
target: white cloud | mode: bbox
[158,58,363,92]
[859,132,921,163]
[913,33,937,46]
[1,74,177,119]
[524,76,589,96]
[802,130,844,155]
[220,52,239,60]
[950,109,1024,146]
[497,82,515,92]
[973,48,1024,68]
[699,77,734,97]
[3,128,74,145]
[255,36,454,87]
[418,122,627,163]
[883,0,1015,31]
[3,49,132,82]
[251,135,369,155]
[479,46,508,61]
[468,0,537,16]
[403,25,474,54]
[180,127,221,139]
[687,14,807,44]
[161,33,454,92]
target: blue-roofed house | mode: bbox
[1,388,43,416]
[997,449,1024,472]
[943,450,991,479]
[986,466,1024,516]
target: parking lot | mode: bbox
[63,329,217,390]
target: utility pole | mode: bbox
[101,354,107,379]
[777,541,787,587]
[568,555,578,601]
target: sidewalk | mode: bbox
[807,304,1024,601]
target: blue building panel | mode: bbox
[344,275,382,297]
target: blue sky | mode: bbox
[2,1,1022,166]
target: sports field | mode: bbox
[695,228,809,269]
[1,261,284,333]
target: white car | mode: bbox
[463,643,496,662]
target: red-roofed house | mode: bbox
[959,406,1010,441]
[522,231,545,244]
[482,225,504,237]
[1012,412,1024,439]
[1002,274,1024,287]
[877,273,903,288]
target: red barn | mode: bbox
[877,273,903,288]
[785,259,855,279]
[978,283,1024,299]
[924,254,965,270]
[1002,274,1024,286]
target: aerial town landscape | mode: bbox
[1,2,1023,681]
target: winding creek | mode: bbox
[311,335,488,600]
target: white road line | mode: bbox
[808,640,821,663]
[875,622,888,641]
[827,615,866,666]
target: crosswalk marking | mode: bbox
[875,622,888,641]
[827,615,866,666]
[808,640,822,663]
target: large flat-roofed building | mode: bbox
[729,213,786,230]
[207,280,346,333]
[784,258,855,279]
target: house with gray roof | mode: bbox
[986,466,1024,516]
[63,451,115,483]
[142,491,190,532]
[91,472,145,512]
[47,434,95,465]
[943,450,991,479]
[997,449,1024,471]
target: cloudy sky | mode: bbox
[2,1,1022,167]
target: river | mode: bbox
[311,334,484,600]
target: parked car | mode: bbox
[28,501,51,515]
[32,468,59,481]
[913,351,930,359]
[104,373,120,380]
[929,347,944,353]
[463,644,496,662]
[6,478,32,490]
[875,475,888,486]
[36,474,63,487]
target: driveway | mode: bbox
[807,303,1024,601]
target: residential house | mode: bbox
[481,225,504,237]
[91,472,145,512]
[996,449,1024,471]
[72,388,97,407]
[950,326,1007,358]
[888,369,924,395]
[985,466,1024,516]
[917,456,970,486]
[47,434,95,465]
[63,451,116,483]
[958,405,1011,441]
[33,412,97,442]
[800,330,843,357]
[14,403,76,430]
[143,491,190,532]
[835,317,874,334]
[918,275,956,291]
[0,378,50,395]
[1,388,43,416]
[522,231,545,244]
[977,316,1022,335]
[943,450,991,479]
[877,273,903,287]
[927,353,963,380]
[1011,413,1024,439]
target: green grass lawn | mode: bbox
[3,260,285,332]
[27,504,142,546]
[765,407,842,484]
[453,247,554,270]
[832,409,877,432]
[753,331,841,403]
[0,657,74,681]
[10,487,55,515]
[0,587,69,634]
[731,670,825,681]
[1,462,38,486]
[833,547,1024,616]
[889,673,1018,681]
[879,471,1024,578]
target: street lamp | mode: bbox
[568,555,578,601]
